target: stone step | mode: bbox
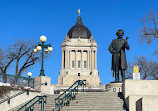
[69,103,124,106]
[76,95,119,97]
[34,105,55,107]
[77,93,118,94]
[69,102,124,105]
[75,97,122,100]
[77,93,119,95]
[10,92,126,111]
[62,105,124,108]
[76,95,120,97]
[63,105,124,108]
[61,109,126,111]
[72,99,123,102]
[78,92,118,93]
[62,107,125,110]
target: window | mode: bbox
[84,61,87,68]
[72,61,75,68]
[78,61,81,68]
[78,73,80,76]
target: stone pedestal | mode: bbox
[34,76,51,94]
[105,82,123,92]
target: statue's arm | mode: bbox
[125,41,130,50]
[108,41,114,54]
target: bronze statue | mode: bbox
[108,29,130,82]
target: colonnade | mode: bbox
[61,49,97,70]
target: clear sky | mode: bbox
[0,0,157,85]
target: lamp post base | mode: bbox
[34,76,51,94]
[40,69,45,76]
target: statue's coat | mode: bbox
[108,38,130,72]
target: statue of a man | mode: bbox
[108,29,130,82]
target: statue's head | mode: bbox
[116,29,124,38]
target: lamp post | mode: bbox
[27,72,32,87]
[34,35,53,76]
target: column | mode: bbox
[75,50,77,69]
[65,50,67,68]
[93,50,95,69]
[89,51,91,69]
[69,50,71,68]
[61,50,64,69]
[67,49,69,68]
[81,50,83,69]
[95,50,97,69]
[94,51,95,69]
[92,50,94,69]
[87,51,89,69]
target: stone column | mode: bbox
[95,50,97,69]
[65,50,67,68]
[61,50,64,69]
[81,50,83,69]
[89,50,91,69]
[94,51,95,69]
[93,50,95,69]
[75,50,77,69]
[69,50,71,68]
[67,49,69,68]
[92,50,94,69]
[87,51,89,69]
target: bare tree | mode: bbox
[8,39,40,77]
[125,62,133,79]
[0,49,4,74]
[0,49,15,74]
[126,56,158,80]
[0,39,42,83]
[139,10,158,56]
[139,10,158,43]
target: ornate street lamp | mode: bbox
[27,72,32,87]
[33,35,53,76]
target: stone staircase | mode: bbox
[10,92,127,111]
[61,92,127,111]
[32,94,59,111]
[10,94,59,111]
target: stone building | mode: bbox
[58,15,100,87]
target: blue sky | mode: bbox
[0,0,157,84]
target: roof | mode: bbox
[67,16,92,39]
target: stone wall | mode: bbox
[0,90,40,111]
[122,80,158,111]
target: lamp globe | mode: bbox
[33,49,38,53]
[48,47,53,52]
[22,80,26,84]
[40,35,47,42]
[44,49,49,54]
[27,72,32,77]
[36,46,42,51]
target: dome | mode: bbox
[67,16,92,39]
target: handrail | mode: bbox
[0,82,47,105]
[0,73,34,86]
[55,79,86,111]
[17,95,47,111]
[0,73,34,80]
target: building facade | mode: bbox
[58,16,100,87]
